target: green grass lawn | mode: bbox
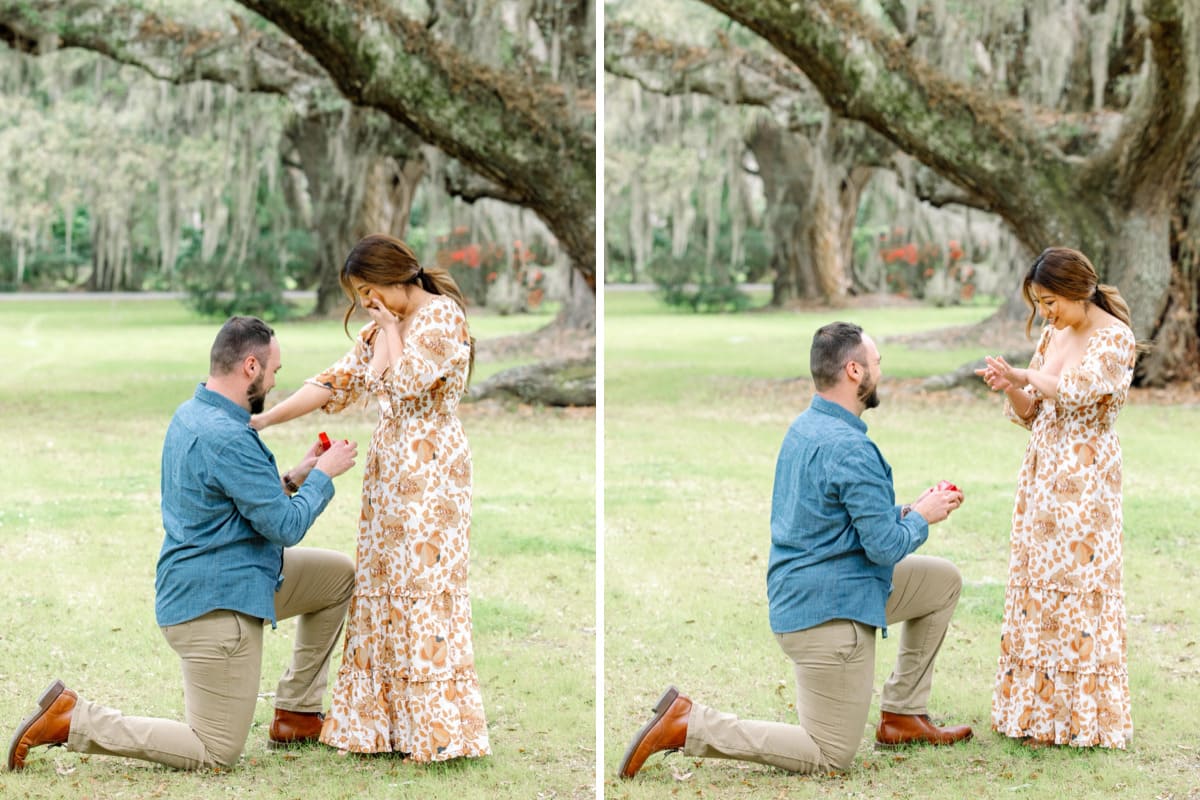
[0,298,595,799]
[603,289,1200,799]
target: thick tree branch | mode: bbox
[909,163,990,210]
[441,162,527,206]
[236,0,595,283]
[0,0,324,99]
[697,0,1085,244]
[604,20,817,113]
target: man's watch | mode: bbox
[901,503,913,518]
[283,473,300,493]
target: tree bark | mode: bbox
[284,107,426,315]
[467,356,595,407]
[746,118,854,305]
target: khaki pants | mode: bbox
[65,548,354,769]
[684,555,962,773]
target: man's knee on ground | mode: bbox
[821,742,857,773]
[204,740,245,770]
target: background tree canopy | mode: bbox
[605,0,1200,386]
[0,0,596,328]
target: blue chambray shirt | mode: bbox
[155,384,335,628]
[767,395,929,636]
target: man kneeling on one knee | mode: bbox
[620,322,972,778]
[8,317,359,772]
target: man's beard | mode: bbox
[248,372,267,414]
[858,374,880,410]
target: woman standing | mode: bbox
[976,247,1136,749]
[253,234,489,761]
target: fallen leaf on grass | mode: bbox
[670,765,693,781]
[54,763,75,776]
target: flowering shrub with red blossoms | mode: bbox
[433,226,550,312]
[877,228,977,302]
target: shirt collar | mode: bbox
[195,383,251,424]
[810,394,867,433]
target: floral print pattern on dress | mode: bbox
[309,295,490,761]
[992,323,1135,749]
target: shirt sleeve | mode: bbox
[1056,325,1136,411]
[387,301,471,399]
[306,326,371,413]
[835,442,928,567]
[210,431,334,547]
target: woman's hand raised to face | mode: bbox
[363,298,401,330]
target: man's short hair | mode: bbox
[810,322,865,390]
[210,316,275,376]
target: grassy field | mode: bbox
[603,289,1200,799]
[0,298,595,799]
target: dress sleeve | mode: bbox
[305,325,371,413]
[387,300,471,399]
[1004,326,1052,430]
[1056,325,1136,411]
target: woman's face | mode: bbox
[352,279,414,317]
[1032,284,1084,330]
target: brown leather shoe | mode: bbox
[7,679,76,771]
[267,708,325,748]
[875,710,972,749]
[617,686,691,779]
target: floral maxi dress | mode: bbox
[991,323,1136,749]
[311,295,490,761]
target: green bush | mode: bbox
[649,254,751,313]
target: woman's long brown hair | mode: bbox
[340,233,475,380]
[1021,247,1133,338]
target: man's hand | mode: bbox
[285,440,326,488]
[911,485,964,524]
[314,438,358,479]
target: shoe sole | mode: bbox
[617,685,679,779]
[7,679,66,771]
